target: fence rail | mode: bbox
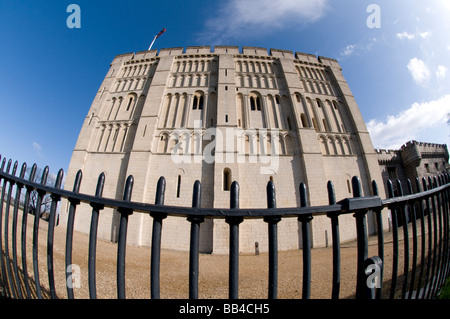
[0,154,449,299]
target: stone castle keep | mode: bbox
[61,45,446,254]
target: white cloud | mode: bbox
[338,38,379,60]
[396,32,415,40]
[366,95,450,150]
[341,44,356,57]
[396,31,431,40]
[407,58,431,86]
[201,0,329,42]
[419,31,431,39]
[33,142,44,159]
[436,65,448,80]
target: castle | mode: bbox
[61,46,447,253]
[377,140,449,196]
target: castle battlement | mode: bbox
[110,46,340,69]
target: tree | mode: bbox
[20,166,57,221]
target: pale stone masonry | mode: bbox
[61,46,389,253]
[377,140,449,197]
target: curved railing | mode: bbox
[0,154,449,299]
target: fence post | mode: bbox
[351,176,370,300]
[47,168,64,299]
[264,181,281,299]
[21,163,37,299]
[32,165,49,299]
[11,163,27,299]
[187,180,203,299]
[372,180,384,299]
[226,181,243,299]
[88,173,105,299]
[3,160,17,298]
[151,176,167,299]
[387,180,399,299]
[0,158,9,298]
[407,179,418,299]
[298,182,312,299]
[415,177,426,299]
[326,181,340,299]
[65,169,82,299]
[117,175,134,299]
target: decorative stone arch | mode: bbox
[157,131,170,153]
[124,92,138,112]
[284,134,295,155]
[335,135,345,155]
[249,91,262,111]
[192,90,205,110]
[318,135,329,155]
[191,130,203,155]
[342,136,354,155]
[327,135,338,155]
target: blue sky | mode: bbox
[1,0,449,178]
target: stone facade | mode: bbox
[61,46,387,253]
[377,140,449,197]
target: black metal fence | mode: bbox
[0,154,449,299]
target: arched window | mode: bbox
[192,92,204,110]
[158,133,169,153]
[223,168,231,191]
[193,96,198,110]
[300,113,308,128]
[198,95,204,110]
[249,94,261,111]
[287,117,293,130]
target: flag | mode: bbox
[156,28,166,39]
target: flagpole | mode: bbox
[148,35,157,51]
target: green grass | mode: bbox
[439,277,450,299]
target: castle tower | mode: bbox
[61,46,386,253]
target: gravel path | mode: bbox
[2,211,418,299]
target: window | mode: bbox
[192,93,204,110]
[300,114,308,128]
[312,118,319,132]
[287,117,292,130]
[425,163,430,173]
[249,95,261,111]
[223,168,231,191]
[322,119,329,132]
[126,97,133,111]
[275,96,280,104]
[176,175,181,198]
[193,96,198,110]
[387,167,397,180]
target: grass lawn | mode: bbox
[439,277,450,299]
